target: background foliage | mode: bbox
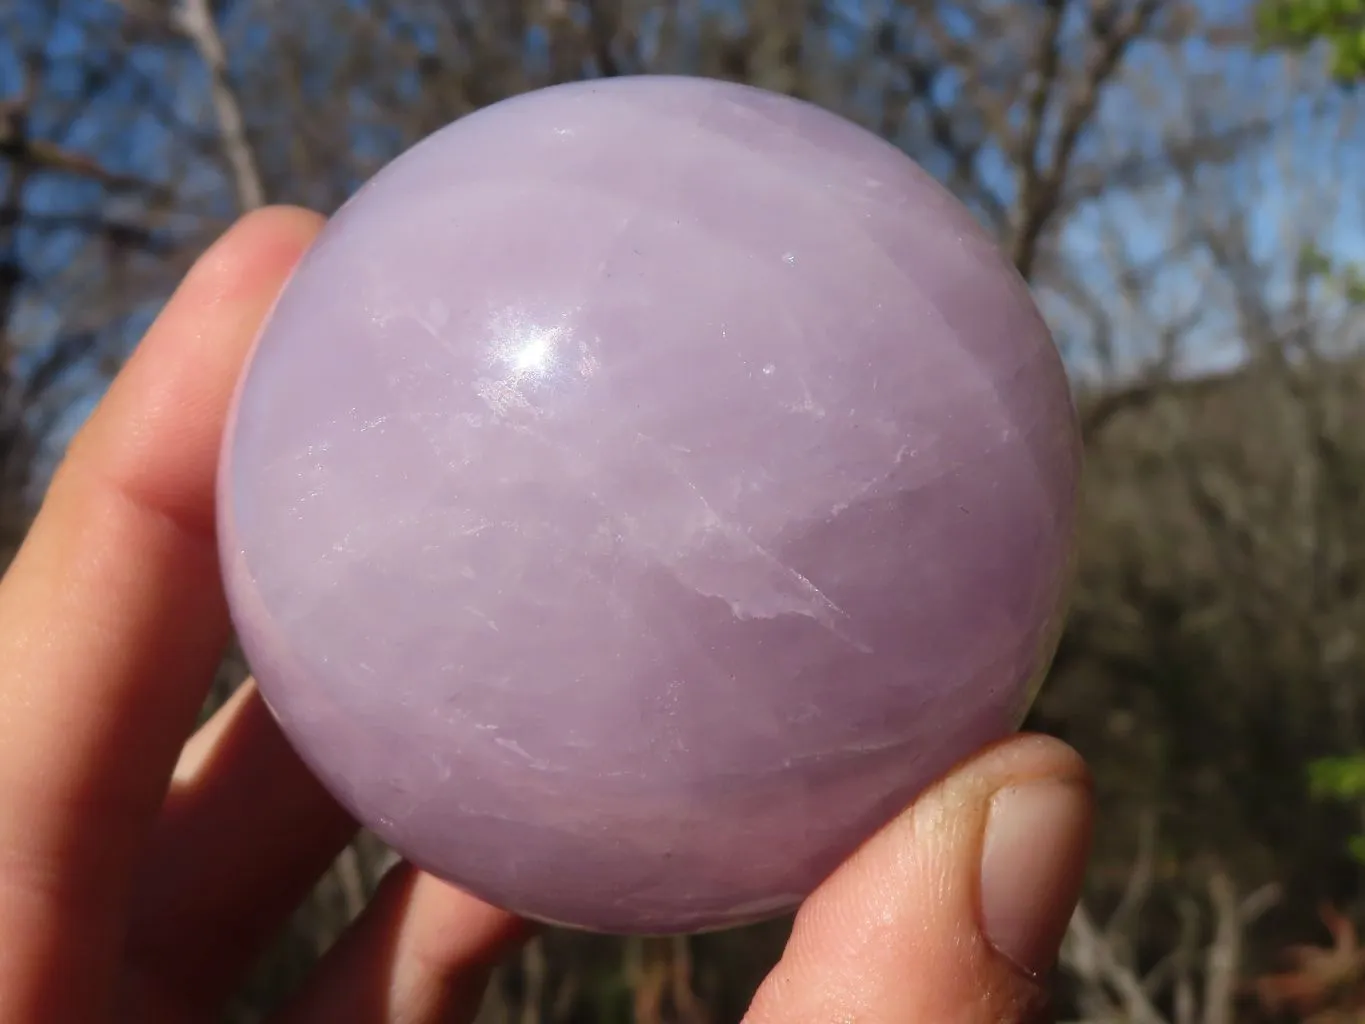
[4,0,1365,1021]
[1259,0,1365,79]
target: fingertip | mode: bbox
[136,204,324,360]
[270,868,531,1024]
[57,205,323,537]
[941,732,1093,812]
[249,204,329,235]
[198,205,325,279]
[746,733,1091,1024]
[227,205,326,272]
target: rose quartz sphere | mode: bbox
[218,75,1080,934]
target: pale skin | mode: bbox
[0,207,1094,1023]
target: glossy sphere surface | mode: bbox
[219,75,1081,934]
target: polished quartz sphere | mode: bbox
[218,75,1081,934]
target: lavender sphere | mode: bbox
[218,75,1080,934]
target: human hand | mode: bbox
[0,207,1092,1023]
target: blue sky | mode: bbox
[2,0,1362,467]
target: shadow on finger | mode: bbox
[122,681,360,1017]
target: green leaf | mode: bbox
[1308,755,1365,800]
[1259,0,1365,80]
[1347,834,1365,864]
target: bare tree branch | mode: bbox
[1066,900,1170,1024]
[1010,0,1166,278]
[173,0,265,211]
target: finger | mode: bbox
[0,207,322,1021]
[118,680,359,1019]
[269,868,530,1024]
[745,734,1092,1024]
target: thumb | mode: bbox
[745,734,1092,1024]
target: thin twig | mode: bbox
[1202,871,1241,1024]
[173,0,265,211]
[333,844,367,921]
[1066,901,1170,1024]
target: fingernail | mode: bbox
[979,779,1092,978]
